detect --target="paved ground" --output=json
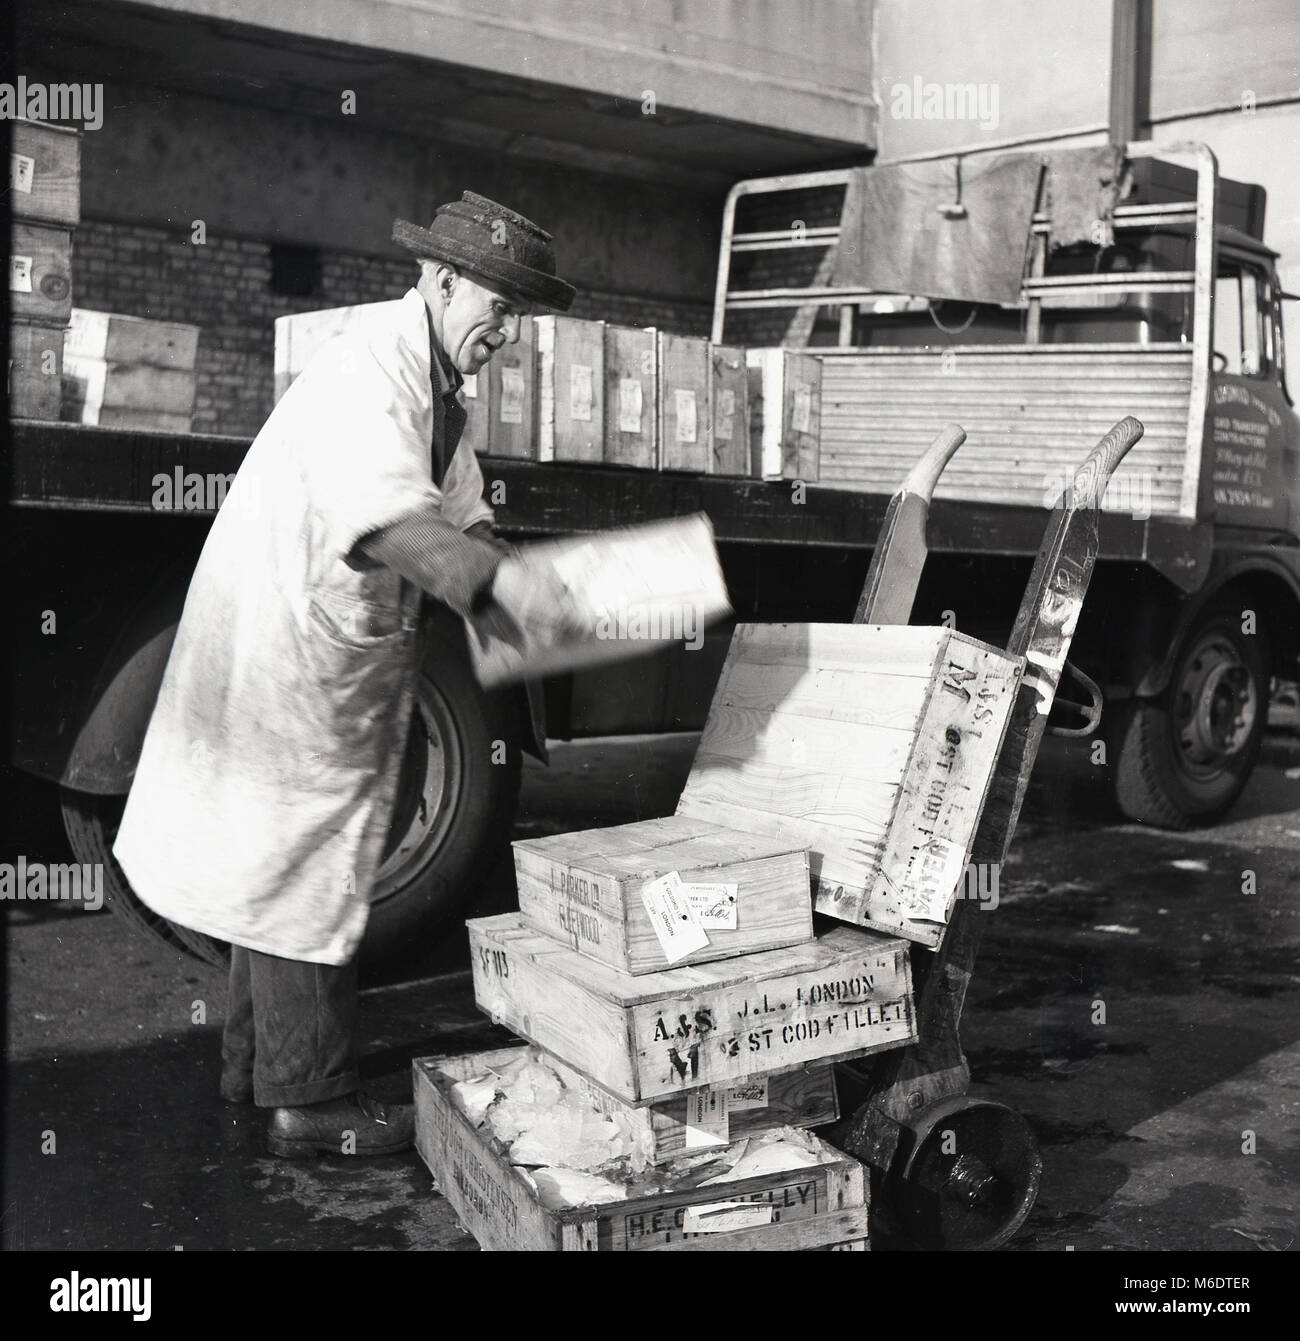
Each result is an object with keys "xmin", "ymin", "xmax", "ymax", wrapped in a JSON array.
[{"xmin": 4, "ymin": 728, "xmax": 1298, "ymax": 1253}]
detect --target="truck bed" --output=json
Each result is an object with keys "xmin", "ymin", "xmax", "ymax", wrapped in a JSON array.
[
  {"xmin": 817, "ymin": 344, "xmax": 1197, "ymax": 519},
  {"xmin": 8, "ymin": 420, "xmax": 1210, "ymax": 587}
]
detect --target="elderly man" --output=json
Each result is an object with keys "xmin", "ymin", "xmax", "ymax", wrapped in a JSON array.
[{"xmin": 114, "ymin": 193, "xmax": 576, "ymax": 1157}]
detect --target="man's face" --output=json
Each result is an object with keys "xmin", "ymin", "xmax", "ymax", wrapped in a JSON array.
[{"xmin": 440, "ymin": 269, "xmax": 532, "ymax": 375}]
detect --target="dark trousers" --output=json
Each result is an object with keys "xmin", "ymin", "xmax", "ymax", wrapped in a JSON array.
[{"xmin": 222, "ymin": 945, "xmax": 360, "ymax": 1108}]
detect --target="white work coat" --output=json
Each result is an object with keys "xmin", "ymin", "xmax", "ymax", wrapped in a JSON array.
[{"xmin": 114, "ymin": 289, "xmax": 494, "ymax": 964}]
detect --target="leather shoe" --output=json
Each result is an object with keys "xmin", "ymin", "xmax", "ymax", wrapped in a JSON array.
[{"xmin": 266, "ymin": 1092, "xmax": 415, "ymax": 1159}]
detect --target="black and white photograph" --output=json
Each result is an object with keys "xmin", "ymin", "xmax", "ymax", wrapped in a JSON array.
[{"xmin": 2, "ymin": 0, "xmax": 1297, "ymax": 1307}]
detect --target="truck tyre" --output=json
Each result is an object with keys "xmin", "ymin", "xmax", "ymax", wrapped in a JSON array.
[
  {"xmin": 60, "ymin": 614, "xmax": 522, "ymax": 970},
  {"xmin": 1112, "ymin": 597, "xmax": 1267, "ymax": 828}
]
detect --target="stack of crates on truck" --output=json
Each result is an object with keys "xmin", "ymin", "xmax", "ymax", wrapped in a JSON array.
[
  {"xmin": 8, "ymin": 120, "xmax": 79, "ymax": 421},
  {"xmin": 272, "ymin": 305, "xmax": 819, "ymax": 480}
]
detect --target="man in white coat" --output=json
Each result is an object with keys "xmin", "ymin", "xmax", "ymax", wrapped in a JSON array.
[{"xmin": 114, "ymin": 192, "xmax": 577, "ymax": 1157}]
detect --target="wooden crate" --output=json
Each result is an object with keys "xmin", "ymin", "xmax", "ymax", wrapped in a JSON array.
[
  {"xmin": 675, "ymin": 623, "xmax": 1023, "ymax": 947},
  {"xmin": 62, "ymin": 310, "xmax": 200, "ymax": 431},
  {"xmin": 541, "ymin": 1051, "xmax": 841, "ymax": 1163},
  {"xmin": 463, "ymin": 513, "xmax": 731, "ymax": 688},
  {"xmin": 273, "ymin": 301, "xmax": 374, "ymax": 402},
  {"xmin": 657, "ymin": 332, "xmax": 710, "ymax": 472},
  {"xmin": 747, "ymin": 348, "xmax": 821, "ymax": 481},
  {"xmin": 97, "ymin": 407, "xmax": 193, "ymax": 433},
  {"xmin": 414, "ymin": 1051, "xmax": 868, "ymax": 1250},
  {"xmin": 10, "ymin": 222, "xmax": 72, "ymax": 324},
  {"xmin": 468, "ymin": 913, "xmax": 915, "ymax": 1105},
  {"xmin": 486, "ymin": 315, "xmax": 537, "ymax": 459},
  {"xmin": 513, "ymin": 813, "xmax": 812, "ymax": 975},
  {"xmin": 457, "ymin": 368, "xmax": 488, "ymax": 454},
  {"xmin": 9, "ymin": 120, "xmax": 81, "ymax": 226},
  {"xmin": 535, "ymin": 315, "xmax": 604, "ymax": 463},
  {"xmin": 708, "ymin": 343, "xmax": 749, "ymax": 476},
  {"xmin": 8, "ymin": 320, "xmax": 65, "ymax": 419},
  {"xmin": 603, "ymin": 325, "xmax": 657, "ymax": 468},
  {"xmin": 65, "ymin": 308, "xmax": 199, "ymax": 369}
]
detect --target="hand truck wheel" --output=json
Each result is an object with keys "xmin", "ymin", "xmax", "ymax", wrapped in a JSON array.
[{"xmin": 881, "ymin": 1096, "xmax": 1042, "ymax": 1251}]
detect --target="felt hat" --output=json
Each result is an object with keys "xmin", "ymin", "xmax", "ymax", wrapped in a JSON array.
[{"xmin": 393, "ymin": 191, "xmax": 575, "ymax": 311}]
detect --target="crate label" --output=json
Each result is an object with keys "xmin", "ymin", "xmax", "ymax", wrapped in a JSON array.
[
  {"xmin": 674, "ymin": 388, "xmax": 697, "ymax": 443},
  {"xmin": 461, "ymin": 372, "xmax": 478, "ymax": 399},
  {"xmin": 682, "ymin": 882, "xmax": 738, "ymax": 930},
  {"xmin": 862, "ymin": 643, "xmax": 1020, "ymax": 936},
  {"xmin": 619, "ymin": 1176, "xmax": 819, "ymax": 1247},
  {"xmin": 642, "ymin": 953, "xmax": 912, "ymax": 1090},
  {"xmin": 540, "ymin": 858, "xmax": 606, "ymax": 950},
  {"xmin": 618, "ymin": 377, "xmax": 643, "ymax": 433},
  {"xmin": 449, "ymin": 1131, "xmax": 520, "ymax": 1236},
  {"xmin": 10, "ymin": 255, "xmax": 33, "ymax": 293},
  {"xmin": 684, "ymin": 1088, "xmax": 729, "ymax": 1147},
  {"xmin": 569, "ymin": 363, "xmax": 593, "ymax": 421},
  {"xmin": 499, "ymin": 367, "xmax": 525, "ymax": 423},
  {"xmin": 10, "ymin": 153, "xmax": 35, "ymax": 194},
  {"xmin": 682, "ymin": 1201, "xmax": 772, "ymax": 1233},
  {"xmin": 792, "ymin": 385, "xmax": 813, "ymax": 434},
  {"xmin": 728, "ymin": 1077, "xmax": 769, "ymax": 1110},
  {"xmin": 901, "ymin": 835, "xmax": 965, "ymax": 924},
  {"xmin": 641, "ymin": 870, "xmax": 709, "ymax": 963}
]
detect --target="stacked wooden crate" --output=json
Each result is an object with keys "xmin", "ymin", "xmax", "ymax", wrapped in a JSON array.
[
  {"xmin": 411, "ymin": 617, "xmax": 1036, "ymax": 1249},
  {"xmin": 8, "ymin": 120, "xmax": 79, "ymax": 420},
  {"xmin": 61, "ymin": 308, "xmax": 200, "ymax": 432},
  {"xmin": 273, "ymin": 304, "xmax": 821, "ymax": 479},
  {"xmin": 419, "ymin": 853, "xmax": 906, "ymax": 1250}
]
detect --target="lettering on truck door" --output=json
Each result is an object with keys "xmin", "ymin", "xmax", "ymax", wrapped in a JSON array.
[{"xmin": 1205, "ymin": 255, "xmax": 1295, "ymax": 527}]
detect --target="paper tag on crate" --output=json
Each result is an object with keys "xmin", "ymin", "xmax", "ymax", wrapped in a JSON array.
[
  {"xmin": 792, "ymin": 384, "xmax": 813, "ymax": 434},
  {"xmin": 10, "ymin": 255, "xmax": 33, "ymax": 293},
  {"xmin": 569, "ymin": 364, "xmax": 593, "ymax": 421},
  {"xmin": 728, "ymin": 1077, "xmax": 769, "ymax": 1111},
  {"xmin": 499, "ymin": 367, "xmax": 525, "ymax": 424},
  {"xmin": 674, "ymin": 388, "xmax": 697, "ymax": 443},
  {"xmin": 682, "ymin": 882, "xmax": 738, "ymax": 931},
  {"xmin": 11, "ymin": 153, "xmax": 35, "ymax": 194},
  {"xmin": 682, "ymin": 1201, "xmax": 774, "ymax": 1234},
  {"xmin": 903, "ymin": 835, "xmax": 967, "ymax": 925},
  {"xmin": 641, "ymin": 870, "xmax": 709, "ymax": 963},
  {"xmin": 618, "ymin": 378, "xmax": 642, "ymax": 433},
  {"xmin": 684, "ymin": 1088, "xmax": 729, "ymax": 1148}
]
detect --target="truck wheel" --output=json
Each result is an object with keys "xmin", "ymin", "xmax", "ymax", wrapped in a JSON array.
[
  {"xmin": 358, "ymin": 622, "xmax": 522, "ymax": 969},
  {"xmin": 59, "ymin": 789, "xmax": 199, "ymax": 954},
  {"xmin": 1112, "ymin": 599, "xmax": 1267, "ymax": 828},
  {"xmin": 60, "ymin": 615, "xmax": 522, "ymax": 969}
]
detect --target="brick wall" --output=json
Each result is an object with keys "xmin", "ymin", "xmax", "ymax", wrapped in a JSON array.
[{"xmin": 72, "ymin": 220, "xmax": 713, "ymax": 438}]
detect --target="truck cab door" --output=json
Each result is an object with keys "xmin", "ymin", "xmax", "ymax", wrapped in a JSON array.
[{"xmin": 1205, "ymin": 251, "xmax": 1298, "ymax": 530}]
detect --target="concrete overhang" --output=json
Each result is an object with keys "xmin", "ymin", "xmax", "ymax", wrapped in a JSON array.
[{"xmin": 15, "ymin": 0, "xmax": 877, "ymax": 194}]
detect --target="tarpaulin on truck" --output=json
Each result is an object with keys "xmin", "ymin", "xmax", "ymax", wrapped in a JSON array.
[{"xmin": 832, "ymin": 145, "xmax": 1126, "ymax": 304}]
